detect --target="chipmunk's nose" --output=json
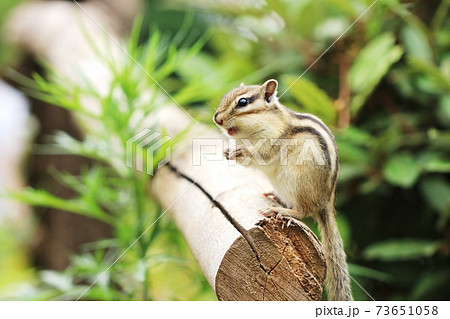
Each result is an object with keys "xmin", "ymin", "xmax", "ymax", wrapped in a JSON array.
[{"xmin": 214, "ymin": 113, "xmax": 223, "ymax": 126}]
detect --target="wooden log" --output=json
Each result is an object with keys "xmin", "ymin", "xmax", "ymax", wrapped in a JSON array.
[
  {"xmin": 151, "ymin": 116, "xmax": 327, "ymax": 300},
  {"xmin": 5, "ymin": 1, "xmax": 327, "ymax": 300},
  {"xmin": 153, "ymin": 162, "xmax": 326, "ymax": 300}
]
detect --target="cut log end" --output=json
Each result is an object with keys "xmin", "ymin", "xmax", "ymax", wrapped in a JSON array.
[{"xmin": 215, "ymin": 218, "xmax": 326, "ymax": 301}]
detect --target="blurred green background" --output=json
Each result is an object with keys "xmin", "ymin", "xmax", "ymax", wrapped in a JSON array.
[{"xmin": 0, "ymin": 0, "xmax": 449, "ymax": 300}]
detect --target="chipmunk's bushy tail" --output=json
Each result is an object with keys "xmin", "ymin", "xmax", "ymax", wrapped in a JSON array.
[{"xmin": 317, "ymin": 206, "xmax": 353, "ymax": 301}]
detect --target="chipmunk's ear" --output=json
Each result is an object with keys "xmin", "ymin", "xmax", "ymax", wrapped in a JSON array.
[
  {"xmin": 261, "ymin": 79, "xmax": 278, "ymax": 103},
  {"xmin": 240, "ymin": 82, "xmax": 245, "ymax": 88}
]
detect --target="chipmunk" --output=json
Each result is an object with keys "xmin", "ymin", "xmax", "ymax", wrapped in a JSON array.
[{"xmin": 213, "ymin": 79, "xmax": 352, "ymax": 301}]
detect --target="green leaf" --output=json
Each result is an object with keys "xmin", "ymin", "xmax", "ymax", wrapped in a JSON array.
[
  {"xmin": 349, "ymin": 32, "xmax": 403, "ymax": 114},
  {"xmin": 420, "ymin": 176, "xmax": 450, "ymax": 217},
  {"xmin": 383, "ymin": 152, "xmax": 420, "ymax": 188},
  {"xmin": 423, "ymin": 159, "xmax": 450, "ymax": 173},
  {"xmin": 401, "ymin": 24, "xmax": 433, "ymax": 62},
  {"xmin": 437, "ymin": 95, "xmax": 450, "ymax": 128},
  {"xmin": 411, "ymin": 270, "xmax": 450, "ymax": 300},
  {"xmin": 7, "ymin": 188, "xmax": 115, "ymax": 225},
  {"xmin": 338, "ymin": 163, "xmax": 367, "ymax": 182},
  {"xmin": 408, "ymin": 57, "xmax": 450, "ymax": 92},
  {"xmin": 418, "ymin": 151, "xmax": 450, "ymax": 173},
  {"xmin": 349, "ymin": 32, "xmax": 403, "ymax": 93},
  {"xmin": 348, "ymin": 263, "xmax": 392, "ymax": 282},
  {"xmin": 363, "ymin": 239, "xmax": 442, "ymax": 261},
  {"xmin": 336, "ymin": 126, "xmax": 373, "ymax": 146},
  {"xmin": 427, "ymin": 128, "xmax": 450, "ymax": 148},
  {"xmin": 282, "ymin": 75, "xmax": 337, "ymax": 125},
  {"xmin": 336, "ymin": 140, "xmax": 369, "ymax": 163},
  {"xmin": 127, "ymin": 15, "xmax": 144, "ymax": 55}
]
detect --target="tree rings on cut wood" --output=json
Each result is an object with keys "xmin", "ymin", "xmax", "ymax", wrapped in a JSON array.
[{"xmin": 215, "ymin": 218, "xmax": 326, "ymax": 301}]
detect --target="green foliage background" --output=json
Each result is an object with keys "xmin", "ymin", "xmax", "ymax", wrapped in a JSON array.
[{"xmin": 1, "ymin": 0, "xmax": 449, "ymax": 300}]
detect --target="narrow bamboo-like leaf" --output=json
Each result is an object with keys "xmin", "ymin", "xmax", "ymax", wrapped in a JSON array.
[{"xmin": 7, "ymin": 188, "xmax": 115, "ymax": 224}]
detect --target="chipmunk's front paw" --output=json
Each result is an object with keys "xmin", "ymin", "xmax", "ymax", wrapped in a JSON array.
[{"xmin": 224, "ymin": 146, "xmax": 243, "ymax": 160}]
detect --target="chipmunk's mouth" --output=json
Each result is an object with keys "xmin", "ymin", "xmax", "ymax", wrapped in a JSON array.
[{"xmin": 227, "ymin": 126, "xmax": 238, "ymax": 136}]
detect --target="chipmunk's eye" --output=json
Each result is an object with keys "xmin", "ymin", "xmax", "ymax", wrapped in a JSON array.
[{"xmin": 237, "ymin": 98, "xmax": 248, "ymax": 108}]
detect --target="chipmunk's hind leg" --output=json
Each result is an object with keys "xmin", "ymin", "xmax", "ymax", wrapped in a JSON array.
[
  {"xmin": 259, "ymin": 206, "xmax": 305, "ymax": 228},
  {"xmin": 263, "ymin": 192, "xmax": 290, "ymax": 208}
]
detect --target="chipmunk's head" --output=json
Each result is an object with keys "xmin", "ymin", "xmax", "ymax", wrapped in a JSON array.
[{"xmin": 214, "ymin": 79, "xmax": 279, "ymax": 138}]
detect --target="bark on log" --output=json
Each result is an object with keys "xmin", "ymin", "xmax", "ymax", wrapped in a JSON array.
[{"xmin": 5, "ymin": 0, "xmax": 327, "ymax": 300}]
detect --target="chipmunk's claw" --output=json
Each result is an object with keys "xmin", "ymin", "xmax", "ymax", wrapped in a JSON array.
[
  {"xmin": 258, "ymin": 206, "xmax": 278, "ymax": 218},
  {"xmin": 259, "ymin": 206, "xmax": 301, "ymax": 228}
]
